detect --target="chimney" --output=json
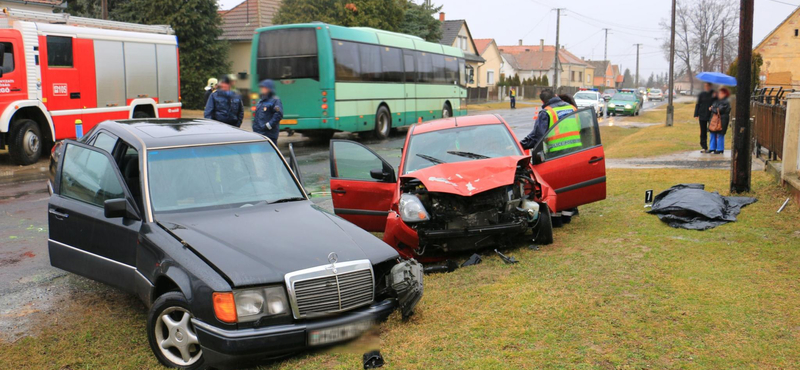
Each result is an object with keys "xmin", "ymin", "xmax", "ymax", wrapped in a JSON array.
[
  {"xmin": 519, "ymin": 39, "xmax": 523, "ymax": 46},
  {"xmin": 439, "ymin": 12, "xmax": 445, "ymax": 22}
]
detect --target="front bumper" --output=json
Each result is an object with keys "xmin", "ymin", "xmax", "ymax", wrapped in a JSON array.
[
  {"xmin": 192, "ymin": 298, "xmax": 397, "ymax": 369},
  {"xmin": 418, "ymin": 221, "xmax": 528, "ymax": 241}
]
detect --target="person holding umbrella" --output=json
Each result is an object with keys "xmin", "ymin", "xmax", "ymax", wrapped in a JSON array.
[
  {"xmin": 708, "ymin": 87, "xmax": 731, "ymax": 154},
  {"xmin": 694, "ymin": 72, "xmax": 737, "ymax": 154},
  {"xmin": 694, "ymin": 83, "xmax": 716, "ymax": 153}
]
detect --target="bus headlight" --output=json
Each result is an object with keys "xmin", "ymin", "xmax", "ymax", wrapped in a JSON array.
[{"xmin": 399, "ymin": 194, "xmax": 429, "ymax": 223}]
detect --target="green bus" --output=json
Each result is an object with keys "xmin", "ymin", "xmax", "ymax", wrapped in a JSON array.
[{"xmin": 250, "ymin": 23, "xmax": 470, "ymax": 140}]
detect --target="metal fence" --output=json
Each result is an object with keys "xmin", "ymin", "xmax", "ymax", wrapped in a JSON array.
[{"xmin": 751, "ymin": 87, "xmax": 791, "ymax": 160}]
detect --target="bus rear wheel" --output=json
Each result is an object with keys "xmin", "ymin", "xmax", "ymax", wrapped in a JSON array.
[
  {"xmin": 442, "ymin": 103, "xmax": 453, "ymax": 118},
  {"xmin": 373, "ymin": 106, "xmax": 391, "ymax": 140}
]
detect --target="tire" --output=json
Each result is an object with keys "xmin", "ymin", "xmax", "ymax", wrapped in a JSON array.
[
  {"xmin": 372, "ymin": 106, "xmax": 391, "ymax": 140},
  {"xmin": 133, "ymin": 110, "xmax": 152, "ymax": 119},
  {"xmin": 442, "ymin": 102, "xmax": 453, "ymax": 118},
  {"xmin": 8, "ymin": 119, "xmax": 43, "ymax": 165},
  {"xmin": 535, "ymin": 203, "xmax": 554, "ymax": 245},
  {"xmin": 147, "ymin": 292, "xmax": 205, "ymax": 370}
]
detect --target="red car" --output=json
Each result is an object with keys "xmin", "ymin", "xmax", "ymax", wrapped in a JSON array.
[{"xmin": 328, "ymin": 110, "xmax": 606, "ymax": 261}]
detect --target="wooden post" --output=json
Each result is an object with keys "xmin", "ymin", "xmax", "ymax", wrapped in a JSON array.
[{"xmin": 731, "ymin": 0, "xmax": 754, "ymax": 193}]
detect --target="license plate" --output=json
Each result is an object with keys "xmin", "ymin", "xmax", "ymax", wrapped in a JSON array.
[
  {"xmin": 308, "ymin": 319, "xmax": 374, "ymax": 346},
  {"xmin": 615, "ymin": 107, "xmax": 625, "ymax": 111},
  {"xmin": 280, "ymin": 119, "xmax": 298, "ymax": 125}
]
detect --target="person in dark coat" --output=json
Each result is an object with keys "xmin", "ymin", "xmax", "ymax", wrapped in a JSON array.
[
  {"xmin": 694, "ymin": 83, "xmax": 717, "ymax": 153},
  {"xmin": 204, "ymin": 75, "xmax": 244, "ymax": 127},
  {"xmin": 252, "ymin": 79, "xmax": 283, "ymax": 143},
  {"xmin": 708, "ymin": 87, "xmax": 731, "ymax": 154},
  {"xmin": 520, "ymin": 89, "xmax": 574, "ymax": 150}
]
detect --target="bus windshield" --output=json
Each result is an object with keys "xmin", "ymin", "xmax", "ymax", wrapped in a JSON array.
[{"xmin": 256, "ymin": 28, "xmax": 319, "ymax": 80}]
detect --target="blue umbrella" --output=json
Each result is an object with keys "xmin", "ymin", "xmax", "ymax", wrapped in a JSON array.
[{"xmin": 695, "ymin": 72, "xmax": 737, "ymax": 86}]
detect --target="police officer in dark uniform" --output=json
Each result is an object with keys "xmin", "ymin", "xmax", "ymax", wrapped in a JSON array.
[
  {"xmin": 252, "ymin": 79, "xmax": 283, "ymax": 143},
  {"xmin": 204, "ymin": 75, "xmax": 244, "ymax": 127}
]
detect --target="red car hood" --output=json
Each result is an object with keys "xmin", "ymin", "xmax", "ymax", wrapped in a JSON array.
[{"xmin": 400, "ymin": 155, "xmax": 531, "ymax": 197}]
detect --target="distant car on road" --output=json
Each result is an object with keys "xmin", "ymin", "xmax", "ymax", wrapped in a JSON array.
[
  {"xmin": 602, "ymin": 89, "xmax": 617, "ymax": 101},
  {"xmin": 325, "ymin": 113, "xmax": 607, "ymax": 262},
  {"xmin": 648, "ymin": 88, "xmax": 664, "ymax": 101},
  {"xmin": 573, "ymin": 91, "xmax": 605, "ymax": 117},
  {"xmin": 47, "ymin": 118, "xmax": 422, "ymax": 369},
  {"xmin": 607, "ymin": 92, "xmax": 642, "ymax": 116}
]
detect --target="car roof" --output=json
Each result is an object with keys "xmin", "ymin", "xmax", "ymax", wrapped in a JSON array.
[
  {"xmin": 410, "ymin": 114, "xmax": 505, "ymax": 135},
  {"xmin": 94, "ymin": 119, "xmax": 265, "ymax": 149}
]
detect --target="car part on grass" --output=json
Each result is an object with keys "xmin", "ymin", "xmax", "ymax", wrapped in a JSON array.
[
  {"xmin": 423, "ymin": 260, "xmax": 459, "ymax": 274},
  {"xmin": 494, "ymin": 249, "xmax": 518, "ymax": 264},
  {"xmin": 461, "ymin": 253, "xmax": 482, "ymax": 267},
  {"xmin": 363, "ymin": 350, "xmax": 385, "ymax": 369},
  {"xmin": 647, "ymin": 184, "xmax": 757, "ymax": 230},
  {"xmin": 777, "ymin": 198, "xmax": 790, "ymax": 213},
  {"xmin": 388, "ymin": 259, "xmax": 423, "ymax": 319}
]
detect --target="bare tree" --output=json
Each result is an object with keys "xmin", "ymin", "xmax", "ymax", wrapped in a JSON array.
[{"xmin": 660, "ymin": 0, "xmax": 739, "ymax": 93}]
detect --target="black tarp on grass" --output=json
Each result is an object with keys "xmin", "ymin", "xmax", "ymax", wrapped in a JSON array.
[{"xmin": 647, "ymin": 184, "xmax": 757, "ymax": 230}]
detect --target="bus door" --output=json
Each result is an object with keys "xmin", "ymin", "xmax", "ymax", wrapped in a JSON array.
[
  {"xmin": 0, "ymin": 31, "xmax": 27, "ymax": 105},
  {"xmin": 403, "ymin": 50, "xmax": 416, "ymax": 125}
]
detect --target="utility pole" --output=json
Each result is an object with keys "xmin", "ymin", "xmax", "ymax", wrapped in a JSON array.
[
  {"xmin": 731, "ymin": 0, "xmax": 754, "ymax": 193},
  {"xmin": 603, "ymin": 28, "xmax": 610, "ymax": 88},
  {"xmin": 720, "ymin": 20, "xmax": 725, "ymax": 72},
  {"xmin": 553, "ymin": 8, "xmax": 564, "ymax": 90},
  {"xmin": 666, "ymin": 0, "xmax": 677, "ymax": 127},
  {"xmin": 634, "ymin": 43, "xmax": 643, "ymax": 87},
  {"xmin": 101, "ymin": 0, "xmax": 108, "ymax": 20}
]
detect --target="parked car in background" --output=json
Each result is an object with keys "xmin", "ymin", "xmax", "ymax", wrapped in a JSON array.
[
  {"xmin": 607, "ymin": 92, "xmax": 642, "ymax": 116},
  {"xmin": 47, "ymin": 119, "xmax": 422, "ymax": 370},
  {"xmin": 573, "ymin": 91, "xmax": 605, "ymax": 117},
  {"xmin": 326, "ymin": 113, "xmax": 607, "ymax": 262},
  {"xmin": 648, "ymin": 88, "xmax": 664, "ymax": 101},
  {"xmin": 602, "ymin": 89, "xmax": 617, "ymax": 101},
  {"xmin": 0, "ymin": 9, "xmax": 181, "ymax": 165}
]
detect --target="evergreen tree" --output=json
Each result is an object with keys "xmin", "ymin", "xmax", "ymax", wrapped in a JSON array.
[
  {"xmin": 540, "ymin": 74, "xmax": 549, "ymax": 86},
  {"xmin": 727, "ymin": 53, "xmax": 763, "ymax": 94},
  {"xmin": 622, "ymin": 68, "xmax": 633, "ymax": 88},
  {"xmin": 399, "ymin": 0, "xmax": 442, "ymax": 42},
  {"xmin": 646, "ymin": 73, "xmax": 656, "ymax": 88},
  {"xmin": 275, "ymin": 0, "xmax": 405, "ymax": 32}
]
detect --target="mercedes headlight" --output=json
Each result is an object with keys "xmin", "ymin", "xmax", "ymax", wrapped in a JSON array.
[
  {"xmin": 625, "ymin": 104, "xmax": 632, "ymax": 109},
  {"xmin": 234, "ymin": 286, "xmax": 289, "ymax": 322},
  {"xmin": 399, "ymin": 193, "xmax": 430, "ymax": 223}
]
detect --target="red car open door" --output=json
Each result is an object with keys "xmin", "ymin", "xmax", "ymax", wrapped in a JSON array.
[
  {"xmin": 329, "ymin": 140, "xmax": 396, "ymax": 232},
  {"xmin": 532, "ymin": 108, "xmax": 607, "ymax": 211}
]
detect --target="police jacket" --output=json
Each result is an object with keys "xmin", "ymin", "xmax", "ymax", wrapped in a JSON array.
[
  {"xmin": 520, "ymin": 97, "xmax": 572, "ymax": 150},
  {"xmin": 204, "ymin": 90, "xmax": 244, "ymax": 127},
  {"xmin": 253, "ymin": 94, "xmax": 283, "ymax": 142}
]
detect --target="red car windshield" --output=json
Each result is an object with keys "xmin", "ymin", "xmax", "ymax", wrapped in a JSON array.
[{"xmin": 403, "ymin": 124, "xmax": 522, "ymax": 175}]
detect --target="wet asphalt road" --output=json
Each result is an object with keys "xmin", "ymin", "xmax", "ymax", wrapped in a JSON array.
[{"xmin": 0, "ymin": 97, "xmax": 670, "ymax": 341}]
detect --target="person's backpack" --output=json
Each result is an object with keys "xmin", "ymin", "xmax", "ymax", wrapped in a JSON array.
[{"xmin": 709, "ymin": 111, "xmax": 722, "ymax": 132}]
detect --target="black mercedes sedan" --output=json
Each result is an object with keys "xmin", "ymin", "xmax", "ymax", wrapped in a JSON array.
[{"xmin": 46, "ymin": 119, "xmax": 423, "ymax": 369}]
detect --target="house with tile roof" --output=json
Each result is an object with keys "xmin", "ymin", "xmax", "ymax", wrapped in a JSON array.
[
  {"xmin": 586, "ymin": 60, "xmax": 622, "ymax": 89},
  {"xmin": 219, "ymin": 0, "xmax": 281, "ymax": 104},
  {"xmin": 0, "ymin": 0, "xmax": 65, "ymax": 11},
  {"xmin": 437, "ymin": 13, "xmax": 485, "ymax": 87},
  {"xmin": 473, "ymin": 38, "xmax": 502, "ymax": 87},
  {"xmin": 498, "ymin": 40, "xmax": 594, "ymax": 88},
  {"xmin": 755, "ymin": 6, "xmax": 800, "ymax": 89}
]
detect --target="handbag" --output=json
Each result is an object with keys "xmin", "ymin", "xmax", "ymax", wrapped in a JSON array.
[{"xmin": 709, "ymin": 112, "xmax": 722, "ymax": 132}]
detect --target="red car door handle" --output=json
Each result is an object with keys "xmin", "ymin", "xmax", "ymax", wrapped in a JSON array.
[
  {"xmin": 589, "ymin": 156, "xmax": 604, "ymax": 164},
  {"xmin": 331, "ymin": 189, "xmax": 346, "ymax": 194}
]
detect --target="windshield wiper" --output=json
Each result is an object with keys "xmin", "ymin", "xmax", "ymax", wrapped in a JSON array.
[
  {"xmin": 416, "ymin": 154, "xmax": 446, "ymax": 165},
  {"xmin": 269, "ymin": 197, "xmax": 306, "ymax": 204},
  {"xmin": 447, "ymin": 151, "xmax": 490, "ymax": 160}
]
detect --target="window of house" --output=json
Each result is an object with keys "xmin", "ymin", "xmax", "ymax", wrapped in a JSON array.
[
  {"xmin": 1, "ymin": 42, "xmax": 14, "ymax": 74},
  {"xmin": 571, "ymin": 71, "xmax": 576, "ymax": 82},
  {"xmin": 795, "ymin": 29, "xmax": 798, "ymax": 37},
  {"xmin": 46, "ymin": 36, "xmax": 73, "ymax": 68},
  {"xmin": 487, "ymin": 70, "xmax": 495, "ymax": 85},
  {"xmin": 579, "ymin": 71, "xmax": 583, "ymax": 82}
]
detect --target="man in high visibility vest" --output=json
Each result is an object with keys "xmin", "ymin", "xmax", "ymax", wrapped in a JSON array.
[
  {"xmin": 520, "ymin": 89, "xmax": 576, "ymax": 150},
  {"xmin": 510, "ymin": 88, "xmax": 517, "ymax": 109}
]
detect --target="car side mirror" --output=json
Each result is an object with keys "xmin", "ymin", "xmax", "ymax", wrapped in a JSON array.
[
  {"xmin": 104, "ymin": 198, "xmax": 140, "ymax": 220},
  {"xmin": 370, "ymin": 168, "xmax": 394, "ymax": 182},
  {"xmin": 532, "ymin": 150, "xmax": 546, "ymax": 165}
]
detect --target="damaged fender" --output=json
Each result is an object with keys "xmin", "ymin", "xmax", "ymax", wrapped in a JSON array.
[{"xmin": 387, "ymin": 259, "xmax": 423, "ymax": 319}]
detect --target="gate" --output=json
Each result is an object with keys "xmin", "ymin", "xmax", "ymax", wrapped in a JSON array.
[{"xmin": 752, "ymin": 88, "xmax": 790, "ymax": 160}]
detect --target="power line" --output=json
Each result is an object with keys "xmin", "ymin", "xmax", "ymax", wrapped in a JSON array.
[
  {"xmin": 764, "ymin": 0, "xmax": 799, "ymax": 6},
  {"xmin": 520, "ymin": 11, "xmax": 552, "ymax": 40}
]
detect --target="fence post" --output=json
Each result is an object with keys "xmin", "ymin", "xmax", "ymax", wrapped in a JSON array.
[{"xmin": 782, "ymin": 92, "xmax": 800, "ymax": 180}]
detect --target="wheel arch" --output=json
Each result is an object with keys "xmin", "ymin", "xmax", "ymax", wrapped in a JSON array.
[
  {"xmin": 1, "ymin": 102, "xmax": 55, "ymax": 144},
  {"xmin": 129, "ymin": 98, "xmax": 159, "ymax": 119}
]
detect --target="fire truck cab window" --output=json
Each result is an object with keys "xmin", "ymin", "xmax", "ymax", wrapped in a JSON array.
[
  {"xmin": 46, "ymin": 36, "xmax": 73, "ymax": 68},
  {"xmin": 1, "ymin": 42, "xmax": 14, "ymax": 73}
]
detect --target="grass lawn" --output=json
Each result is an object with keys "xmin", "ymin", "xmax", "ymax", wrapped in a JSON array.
[
  {"xmin": 601, "ymin": 102, "xmax": 733, "ymax": 159},
  {"xmin": 2, "ymin": 169, "xmax": 798, "ymax": 369}
]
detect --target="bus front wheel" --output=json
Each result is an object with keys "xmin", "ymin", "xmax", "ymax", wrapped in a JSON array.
[{"xmin": 372, "ymin": 106, "xmax": 391, "ymax": 140}]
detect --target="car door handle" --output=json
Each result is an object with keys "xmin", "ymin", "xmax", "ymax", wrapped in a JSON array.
[
  {"xmin": 589, "ymin": 156, "xmax": 604, "ymax": 164},
  {"xmin": 49, "ymin": 209, "xmax": 69, "ymax": 220},
  {"xmin": 331, "ymin": 189, "xmax": 346, "ymax": 194}
]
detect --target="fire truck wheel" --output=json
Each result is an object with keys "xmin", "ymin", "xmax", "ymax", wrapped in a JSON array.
[
  {"xmin": 133, "ymin": 111, "xmax": 152, "ymax": 119},
  {"xmin": 8, "ymin": 119, "xmax": 42, "ymax": 165}
]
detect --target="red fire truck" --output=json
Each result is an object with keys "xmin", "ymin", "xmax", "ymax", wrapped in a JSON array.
[{"xmin": 0, "ymin": 8, "xmax": 181, "ymax": 165}]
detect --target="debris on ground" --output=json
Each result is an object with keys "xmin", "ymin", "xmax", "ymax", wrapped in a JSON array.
[
  {"xmin": 460, "ymin": 254, "xmax": 482, "ymax": 267},
  {"xmin": 647, "ymin": 184, "xmax": 757, "ymax": 230},
  {"xmin": 423, "ymin": 260, "xmax": 459, "ymax": 274},
  {"xmin": 363, "ymin": 350, "xmax": 385, "ymax": 369},
  {"xmin": 778, "ymin": 198, "xmax": 790, "ymax": 213},
  {"xmin": 494, "ymin": 249, "xmax": 518, "ymax": 264}
]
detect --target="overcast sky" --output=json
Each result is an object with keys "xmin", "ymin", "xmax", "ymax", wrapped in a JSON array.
[{"xmin": 219, "ymin": 0, "xmax": 794, "ymax": 77}]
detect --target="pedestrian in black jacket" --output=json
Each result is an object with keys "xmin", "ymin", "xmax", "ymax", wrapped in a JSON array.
[
  {"xmin": 694, "ymin": 83, "xmax": 717, "ymax": 153},
  {"xmin": 708, "ymin": 87, "xmax": 731, "ymax": 154}
]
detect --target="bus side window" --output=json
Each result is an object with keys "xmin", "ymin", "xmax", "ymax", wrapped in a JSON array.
[
  {"xmin": 358, "ymin": 44, "xmax": 382, "ymax": 82},
  {"xmin": 431, "ymin": 54, "xmax": 446, "ymax": 84},
  {"xmin": 403, "ymin": 52, "xmax": 416, "ymax": 83},
  {"xmin": 333, "ymin": 41, "xmax": 361, "ymax": 81},
  {"xmin": 380, "ymin": 47, "xmax": 403, "ymax": 83},
  {"xmin": 415, "ymin": 51, "xmax": 433, "ymax": 83}
]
